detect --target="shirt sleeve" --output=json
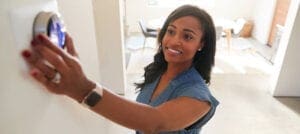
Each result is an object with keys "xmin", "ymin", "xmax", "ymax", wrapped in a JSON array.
[{"xmin": 174, "ymin": 82, "xmax": 219, "ymax": 129}]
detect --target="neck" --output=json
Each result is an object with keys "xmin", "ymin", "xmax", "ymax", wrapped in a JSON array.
[{"xmin": 164, "ymin": 61, "xmax": 193, "ymax": 80}]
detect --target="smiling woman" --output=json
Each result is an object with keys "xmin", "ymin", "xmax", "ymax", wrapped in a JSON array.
[
  {"xmin": 136, "ymin": 5, "xmax": 219, "ymax": 133},
  {"xmin": 22, "ymin": 4, "xmax": 218, "ymax": 134}
]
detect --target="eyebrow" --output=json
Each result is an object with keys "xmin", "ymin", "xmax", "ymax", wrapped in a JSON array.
[{"xmin": 168, "ymin": 24, "xmax": 199, "ymax": 35}]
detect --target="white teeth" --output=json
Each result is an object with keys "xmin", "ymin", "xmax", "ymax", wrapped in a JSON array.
[{"xmin": 167, "ymin": 47, "xmax": 182, "ymax": 54}]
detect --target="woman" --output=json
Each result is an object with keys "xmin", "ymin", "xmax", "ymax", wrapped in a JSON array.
[{"xmin": 22, "ymin": 5, "xmax": 219, "ymax": 134}]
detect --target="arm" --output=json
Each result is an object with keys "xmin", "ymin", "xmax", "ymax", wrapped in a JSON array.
[
  {"xmin": 91, "ymin": 89, "xmax": 210, "ymax": 133},
  {"xmin": 22, "ymin": 34, "xmax": 211, "ymax": 133}
]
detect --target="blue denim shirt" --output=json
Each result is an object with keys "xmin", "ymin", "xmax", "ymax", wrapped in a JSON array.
[{"xmin": 136, "ymin": 67, "xmax": 219, "ymax": 134}]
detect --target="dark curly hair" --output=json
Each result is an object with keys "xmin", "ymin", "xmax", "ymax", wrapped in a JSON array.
[{"xmin": 135, "ymin": 5, "xmax": 216, "ymax": 89}]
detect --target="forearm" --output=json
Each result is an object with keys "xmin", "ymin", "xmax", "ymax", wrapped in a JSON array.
[
  {"xmin": 87, "ymin": 88, "xmax": 165, "ymax": 133},
  {"xmin": 67, "ymin": 81, "xmax": 207, "ymax": 133}
]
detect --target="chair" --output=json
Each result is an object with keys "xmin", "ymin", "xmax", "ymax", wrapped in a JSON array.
[
  {"xmin": 232, "ymin": 18, "xmax": 248, "ymax": 37},
  {"xmin": 220, "ymin": 18, "xmax": 248, "ymax": 52},
  {"xmin": 138, "ymin": 19, "xmax": 158, "ymax": 49}
]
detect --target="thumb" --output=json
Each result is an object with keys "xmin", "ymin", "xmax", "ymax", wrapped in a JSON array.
[{"xmin": 65, "ymin": 33, "xmax": 79, "ymax": 57}]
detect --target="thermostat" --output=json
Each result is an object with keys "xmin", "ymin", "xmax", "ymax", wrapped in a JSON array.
[{"xmin": 33, "ymin": 11, "xmax": 66, "ymax": 48}]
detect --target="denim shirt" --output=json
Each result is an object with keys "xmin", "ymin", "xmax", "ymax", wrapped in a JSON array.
[{"xmin": 136, "ymin": 67, "xmax": 219, "ymax": 134}]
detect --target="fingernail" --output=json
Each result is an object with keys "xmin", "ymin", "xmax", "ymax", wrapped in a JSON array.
[
  {"xmin": 38, "ymin": 34, "xmax": 44, "ymax": 41},
  {"xmin": 30, "ymin": 69, "xmax": 38, "ymax": 77},
  {"xmin": 31, "ymin": 40, "xmax": 37, "ymax": 47},
  {"xmin": 21, "ymin": 50, "xmax": 31, "ymax": 58}
]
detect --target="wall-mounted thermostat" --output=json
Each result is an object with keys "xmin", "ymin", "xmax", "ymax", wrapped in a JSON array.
[{"xmin": 33, "ymin": 11, "xmax": 66, "ymax": 48}]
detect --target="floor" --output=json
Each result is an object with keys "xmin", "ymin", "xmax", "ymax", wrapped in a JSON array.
[{"xmin": 120, "ymin": 34, "xmax": 300, "ymax": 134}]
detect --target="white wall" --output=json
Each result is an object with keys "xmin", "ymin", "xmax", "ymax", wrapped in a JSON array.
[
  {"xmin": 209, "ymin": 0, "xmax": 256, "ymax": 19},
  {"xmin": 57, "ymin": 0, "xmax": 101, "ymax": 85},
  {"xmin": 93, "ymin": 0, "xmax": 127, "ymax": 94},
  {"xmin": 271, "ymin": 0, "xmax": 300, "ymax": 96},
  {"xmin": 0, "ymin": 0, "xmax": 109, "ymax": 133},
  {"xmin": 125, "ymin": 0, "xmax": 257, "ymax": 33},
  {"xmin": 252, "ymin": 0, "xmax": 277, "ymax": 44},
  {"xmin": 125, "ymin": 0, "xmax": 172, "ymax": 33}
]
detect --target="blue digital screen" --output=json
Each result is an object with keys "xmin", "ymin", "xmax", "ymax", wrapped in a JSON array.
[{"xmin": 48, "ymin": 16, "xmax": 65, "ymax": 48}]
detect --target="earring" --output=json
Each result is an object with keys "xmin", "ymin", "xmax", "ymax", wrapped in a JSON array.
[{"xmin": 198, "ymin": 48, "xmax": 202, "ymax": 51}]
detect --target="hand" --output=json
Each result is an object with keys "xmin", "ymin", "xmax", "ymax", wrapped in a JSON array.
[{"xmin": 21, "ymin": 33, "xmax": 96, "ymax": 102}]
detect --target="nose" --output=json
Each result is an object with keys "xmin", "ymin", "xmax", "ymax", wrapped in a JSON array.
[{"xmin": 169, "ymin": 34, "xmax": 182, "ymax": 46}]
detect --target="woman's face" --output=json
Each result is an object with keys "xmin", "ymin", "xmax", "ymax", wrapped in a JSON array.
[{"xmin": 162, "ymin": 16, "xmax": 203, "ymax": 65}]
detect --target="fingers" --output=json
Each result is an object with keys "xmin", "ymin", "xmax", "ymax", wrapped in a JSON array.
[
  {"xmin": 65, "ymin": 33, "xmax": 78, "ymax": 57},
  {"xmin": 32, "ymin": 43, "xmax": 68, "ymax": 73},
  {"xmin": 22, "ymin": 50, "xmax": 57, "ymax": 80},
  {"xmin": 23, "ymin": 52, "xmax": 62, "ymax": 94},
  {"xmin": 33, "ymin": 34, "xmax": 73, "ymax": 63},
  {"xmin": 30, "ymin": 68, "xmax": 58, "ymax": 93},
  {"xmin": 31, "ymin": 34, "xmax": 72, "ymax": 72},
  {"xmin": 32, "ymin": 34, "xmax": 80, "ymax": 68},
  {"xmin": 36, "ymin": 60, "xmax": 57, "ymax": 80}
]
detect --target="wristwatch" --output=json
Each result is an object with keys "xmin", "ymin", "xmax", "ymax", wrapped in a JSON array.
[{"xmin": 81, "ymin": 84, "xmax": 103, "ymax": 108}]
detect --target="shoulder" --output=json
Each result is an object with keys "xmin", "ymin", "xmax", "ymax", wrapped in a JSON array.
[
  {"xmin": 171, "ymin": 67, "xmax": 219, "ymax": 109},
  {"xmin": 171, "ymin": 67, "xmax": 220, "ymax": 129}
]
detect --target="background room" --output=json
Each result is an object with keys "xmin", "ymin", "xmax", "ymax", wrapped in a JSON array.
[{"xmin": 123, "ymin": 0, "xmax": 300, "ymax": 133}]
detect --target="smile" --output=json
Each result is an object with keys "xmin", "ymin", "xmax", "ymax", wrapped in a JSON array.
[{"xmin": 165, "ymin": 47, "xmax": 183, "ymax": 54}]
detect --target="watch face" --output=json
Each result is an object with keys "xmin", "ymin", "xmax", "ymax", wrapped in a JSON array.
[
  {"xmin": 48, "ymin": 14, "xmax": 66, "ymax": 49},
  {"xmin": 85, "ymin": 91, "xmax": 102, "ymax": 107}
]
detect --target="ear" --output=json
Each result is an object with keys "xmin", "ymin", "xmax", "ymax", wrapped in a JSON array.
[{"xmin": 198, "ymin": 42, "xmax": 204, "ymax": 51}]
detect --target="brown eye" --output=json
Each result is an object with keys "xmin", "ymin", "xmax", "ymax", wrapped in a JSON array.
[
  {"xmin": 183, "ymin": 33, "xmax": 193, "ymax": 41},
  {"xmin": 166, "ymin": 29, "xmax": 175, "ymax": 35}
]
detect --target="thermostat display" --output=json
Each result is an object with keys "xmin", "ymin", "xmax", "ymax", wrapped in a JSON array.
[{"xmin": 33, "ymin": 11, "xmax": 66, "ymax": 48}]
